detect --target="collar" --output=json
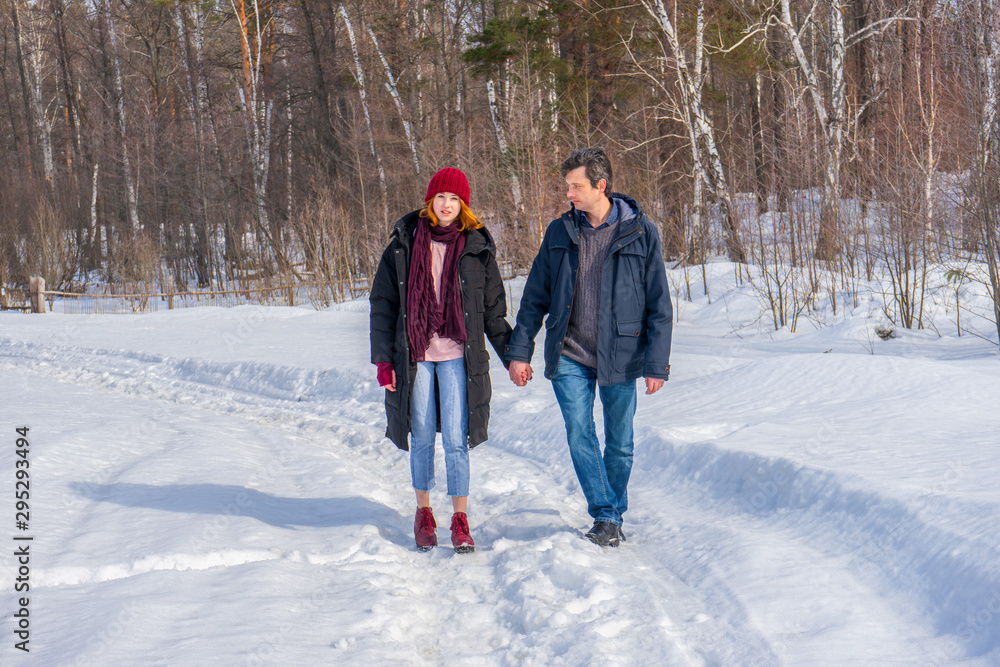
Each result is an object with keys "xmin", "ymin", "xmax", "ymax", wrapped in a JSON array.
[{"xmin": 579, "ymin": 197, "xmax": 619, "ymax": 230}]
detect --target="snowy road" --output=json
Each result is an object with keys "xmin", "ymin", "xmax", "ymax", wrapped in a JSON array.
[{"xmin": 2, "ymin": 268, "xmax": 999, "ymax": 665}]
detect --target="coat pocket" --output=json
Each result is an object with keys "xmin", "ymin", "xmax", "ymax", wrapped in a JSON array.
[{"xmin": 614, "ymin": 319, "xmax": 644, "ymax": 373}]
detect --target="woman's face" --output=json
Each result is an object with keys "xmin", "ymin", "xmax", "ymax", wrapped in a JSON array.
[{"xmin": 432, "ymin": 192, "xmax": 462, "ymax": 226}]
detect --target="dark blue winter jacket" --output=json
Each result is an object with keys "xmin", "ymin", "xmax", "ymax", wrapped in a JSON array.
[{"xmin": 505, "ymin": 194, "xmax": 673, "ymax": 385}]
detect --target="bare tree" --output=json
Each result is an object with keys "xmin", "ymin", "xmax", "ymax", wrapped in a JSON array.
[
  {"xmin": 973, "ymin": 0, "xmax": 1000, "ymax": 342},
  {"xmin": 173, "ymin": 1, "xmax": 215, "ymax": 286},
  {"xmin": 367, "ymin": 25, "xmax": 420, "ymax": 176},
  {"xmin": 9, "ymin": 0, "xmax": 38, "ymax": 176},
  {"xmin": 99, "ymin": 0, "xmax": 138, "ymax": 233},
  {"xmin": 776, "ymin": 0, "xmax": 910, "ymax": 259},
  {"xmin": 232, "ymin": 0, "xmax": 280, "ymax": 272},
  {"xmin": 641, "ymin": 0, "xmax": 747, "ymax": 263},
  {"xmin": 340, "ymin": 3, "xmax": 388, "ymax": 225}
]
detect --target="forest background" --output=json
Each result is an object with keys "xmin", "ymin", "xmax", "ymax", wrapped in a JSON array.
[{"xmin": 2, "ymin": 0, "xmax": 999, "ymax": 340}]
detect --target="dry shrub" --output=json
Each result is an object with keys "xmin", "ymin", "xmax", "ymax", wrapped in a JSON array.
[
  {"xmin": 107, "ymin": 234, "xmax": 160, "ymax": 304},
  {"xmin": 290, "ymin": 187, "xmax": 379, "ymax": 308},
  {"xmin": 25, "ymin": 198, "xmax": 78, "ymax": 292}
]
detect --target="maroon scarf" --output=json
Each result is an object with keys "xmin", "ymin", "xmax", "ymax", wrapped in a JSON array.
[{"xmin": 407, "ymin": 218, "xmax": 467, "ymax": 361}]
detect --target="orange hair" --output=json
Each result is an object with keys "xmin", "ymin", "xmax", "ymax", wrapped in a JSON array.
[{"xmin": 420, "ymin": 199, "xmax": 484, "ymax": 232}]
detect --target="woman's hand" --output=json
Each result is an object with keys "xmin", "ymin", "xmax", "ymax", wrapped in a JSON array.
[
  {"xmin": 377, "ymin": 362, "xmax": 397, "ymax": 392},
  {"xmin": 508, "ymin": 360, "xmax": 532, "ymax": 386}
]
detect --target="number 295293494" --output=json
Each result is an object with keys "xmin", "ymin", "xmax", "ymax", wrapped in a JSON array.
[{"xmin": 15, "ymin": 427, "xmax": 30, "ymax": 532}]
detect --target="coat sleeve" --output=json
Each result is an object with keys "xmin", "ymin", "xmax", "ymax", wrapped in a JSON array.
[
  {"xmin": 370, "ymin": 241, "xmax": 400, "ymax": 366},
  {"xmin": 504, "ymin": 225, "xmax": 555, "ymax": 364},
  {"xmin": 483, "ymin": 253, "xmax": 513, "ymax": 368},
  {"xmin": 641, "ymin": 223, "xmax": 673, "ymax": 380}
]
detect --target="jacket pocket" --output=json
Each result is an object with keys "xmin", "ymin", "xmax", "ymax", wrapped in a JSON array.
[
  {"xmin": 614, "ymin": 319, "xmax": 644, "ymax": 372},
  {"xmin": 617, "ymin": 319, "xmax": 642, "ymax": 337}
]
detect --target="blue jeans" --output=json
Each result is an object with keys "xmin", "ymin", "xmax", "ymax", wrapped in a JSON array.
[
  {"xmin": 410, "ymin": 358, "xmax": 470, "ymax": 497},
  {"xmin": 551, "ymin": 356, "xmax": 636, "ymax": 525}
]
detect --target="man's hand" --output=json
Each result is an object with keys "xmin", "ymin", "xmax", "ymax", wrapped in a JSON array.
[
  {"xmin": 386, "ymin": 370, "xmax": 397, "ymax": 392},
  {"xmin": 509, "ymin": 360, "xmax": 533, "ymax": 387},
  {"xmin": 644, "ymin": 377, "xmax": 664, "ymax": 395}
]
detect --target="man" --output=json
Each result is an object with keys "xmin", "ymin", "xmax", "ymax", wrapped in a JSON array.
[{"xmin": 505, "ymin": 148, "xmax": 673, "ymax": 547}]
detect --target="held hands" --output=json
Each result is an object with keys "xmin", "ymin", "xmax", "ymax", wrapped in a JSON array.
[
  {"xmin": 508, "ymin": 360, "xmax": 533, "ymax": 387},
  {"xmin": 507, "ymin": 360, "xmax": 660, "ymax": 393}
]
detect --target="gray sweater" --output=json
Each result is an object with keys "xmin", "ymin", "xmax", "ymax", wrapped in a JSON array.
[{"xmin": 563, "ymin": 210, "xmax": 620, "ymax": 369}]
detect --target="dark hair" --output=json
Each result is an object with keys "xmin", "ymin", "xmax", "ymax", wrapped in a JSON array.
[{"xmin": 560, "ymin": 147, "xmax": 613, "ymax": 194}]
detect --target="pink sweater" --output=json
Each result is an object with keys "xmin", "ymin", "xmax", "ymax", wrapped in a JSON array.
[{"xmin": 423, "ymin": 240, "xmax": 464, "ymax": 361}]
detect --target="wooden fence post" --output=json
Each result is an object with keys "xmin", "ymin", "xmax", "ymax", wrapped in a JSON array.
[{"xmin": 29, "ymin": 277, "xmax": 46, "ymax": 313}]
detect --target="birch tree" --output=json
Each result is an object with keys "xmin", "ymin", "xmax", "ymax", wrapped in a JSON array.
[
  {"xmin": 232, "ymin": 0, "xmax": 276, "ymax": 269},
  {"xmin": 9, "ymin": 0, "xmax": 36, "ymax": 174},
  {"xmin": 485, "ymin": 79, "xmax": 524, "ymax": 213},
  {"xmin": 339, "ymin": 3, "xmax": 388, "ymax": 226},
  {"xmin": 642, "ymin": 0, "xmax": 747, "ymax": 263},
  {"xmin": 777, "ymin": 0, "xmax": 844, "ymax": 259},
  {"xmin": 173, "ymin": 1, "xmax": 214, "ymax": 285},
  {"xmin": 99, "ymin": 0, "xmax": 139, "ymax": 233},
  {"xmin": 914, "ymin": 0, "xmax": 939, "ymax": 262},
  {"xmin": 367, "ymin": 26, "xmax": 420, "ymax": 176},
  {"xmin": 776, "ymin": 0, "xmax": 909, "ymax": 259},
  {"xmin": 462, "ymin": 6, "xmax": 563, "ymax": 244},
  {"xmin": 12, "ymin": 0, "xmax": 55, "ymax": 186}
]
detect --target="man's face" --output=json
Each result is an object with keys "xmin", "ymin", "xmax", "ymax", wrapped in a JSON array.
[{"xmin": 564, "ymin": 166, "xmax": 605, "ymax": 215}]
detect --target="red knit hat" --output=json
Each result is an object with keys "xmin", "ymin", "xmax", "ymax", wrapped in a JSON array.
[{"xmin": 425, "ymin": 167, "xmax": 470, "ymax": 206}]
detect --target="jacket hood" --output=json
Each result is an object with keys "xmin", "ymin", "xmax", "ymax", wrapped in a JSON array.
[
  {"xmin": 561, "ymin": 192, "xmax": 645, "ymax": 240},
  {"xmin": 611, "ymin": 193, "xmax": 640, "ymax": 222},
  {"xmin": 389, "ymin": 210, "xmax": 422, "ymax": 247}
]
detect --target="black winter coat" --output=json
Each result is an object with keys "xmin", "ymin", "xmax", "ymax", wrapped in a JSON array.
[{"xmin": 370, "ymin": 211, "xmax": 511, "ymax": 450}]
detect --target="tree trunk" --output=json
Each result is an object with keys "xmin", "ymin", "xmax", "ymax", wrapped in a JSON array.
[
  {"xmin": 917, "ymin": 0, "xmax": 938, "ymax": 263},
  {"xmin": 51, "ymin": 0, "xmax": 81, "ymax": 170},
  {"xmin": 174, "ymin": 3, "xmax": 212, "ymax": 286},
  {"xmin": 817, "ymin": 0, "xmax": 846, "ymax": 260},
  {"xmin": 100, "ymin": 0, "xmax": 139, "ymax": 234},
  {"xmin": 767, "ymin": 24, "xmax": 790, "ymax": 214},
  {"xmin": 750, "ymin": 76, "xmax": 768, "ymax": 214},
  {"xmin": 10, "ymin": 0, "xmax": 36, "ymax": 175},
  {"xmin": 299, "ymin": 0, "xmax": 339, "ymax": 181}
]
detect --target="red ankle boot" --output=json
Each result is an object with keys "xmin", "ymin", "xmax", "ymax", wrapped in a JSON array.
[
  {"xmin": 450, "ymin": 512, "xmax": 475, "ymax": 553},
  {"xmin": 414, "ymin": 507, "xmax": 437, "ymax": 551}
]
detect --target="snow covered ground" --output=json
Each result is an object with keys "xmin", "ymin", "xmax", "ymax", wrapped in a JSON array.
[{"xmin": 2, "ymin": 263, "xmax": 999, "ymax": 666}]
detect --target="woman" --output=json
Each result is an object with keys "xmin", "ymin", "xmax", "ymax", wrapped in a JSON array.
[{"xmin": 370, "ymin": 167, "xmax": 511, "ymax": 553}]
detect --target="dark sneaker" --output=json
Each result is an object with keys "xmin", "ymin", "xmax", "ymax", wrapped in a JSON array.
[
  {"xmin": 450, "ymin": 512, "xmax": 476, "ymax": 553},
  {"xmin": 618, "ymin": 526, "xmax": 627, "ymax": 543},
  {"xmin": 414, "ymin": 507, "xmax": 437, "ymax": 551},
  {"xmin": 585, "ymin": 521, "xmax": 621, "ymax": 547}
]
